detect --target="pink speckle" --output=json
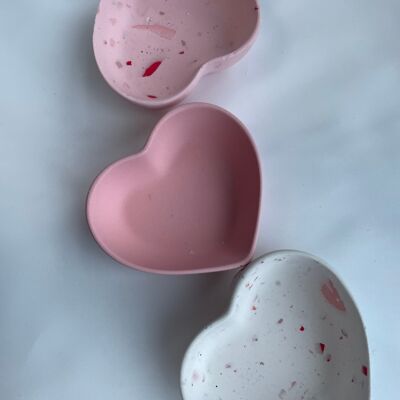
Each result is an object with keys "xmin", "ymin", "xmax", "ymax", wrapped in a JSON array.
[
  {"xmin": 321, "ymin": 279, "xmax": 346, "ymax": 311},
  {"xmin": 277, "ymin": 318, "xmax": 284, "ymax": 324},
  {"xmin": 115, "ymin": 61, "xmax": 123, "ymax": 69},
  {"xmin": 192, "ymin": 371, "xmax": 200, "ymax": 382},
  {"xmin": 289, "ymin": 381, "xmax": 297, "ymax": 390},
  {"xmin": 251, "ymin": 305, "xmax": 257, "ymax": 311},
  {"xmin": 179, "ymin": 51, "xmax": 185, "ymax": 54},
  {"xmin": 299, "ymin": 325, "xmax": 305, "ymax": 332},
  {"xmin": 225, "ymin": 363, "xmax": 231, "ymax": 369},
  {"xmin": 109, "ymin": 17, "xmax": 117, "ymax": 25},
  {"xmin": 362, "ymin": 365, "xmax": 368, "ymax": 376},
  {"xmin": 110, "ymin": 38, "xmax": 115, "ymax": 47},
  {"xmin": 132, "ymin": 24, "xmax": 176, "ymax": 40}
]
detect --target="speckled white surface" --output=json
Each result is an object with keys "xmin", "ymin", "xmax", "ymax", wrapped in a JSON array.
[
  {"xmin": 0, "ymin": 0, "xmax": 399, "ymax": 399},
  {"xmin": 181, "ymin": 251, "xmax": 369, "ymax": 400}
]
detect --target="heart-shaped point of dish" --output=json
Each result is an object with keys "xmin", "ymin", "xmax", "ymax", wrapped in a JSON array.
[
  {"xmin": 87, "ymin": 103, "xmax": 261, "ymax": 274},
  {"xmin": 181, "ymin": 251, "xmax": 370, "ymax": 399},
  {"xmin": 93, "ymin": 0, "xmax": 260, "ymax": 108}
]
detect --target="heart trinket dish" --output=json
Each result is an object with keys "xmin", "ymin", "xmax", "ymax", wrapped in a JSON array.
[
  {"xmin": 87, "ymin": 103, "xmax": 261, "ymax": 274},
  {"xmin": 181, "ymin": 250, "xmax": 370, "ymax": 399},
  {"xmin": 93, "ymin": 0, "xmax": 260, "ymax": 108}
]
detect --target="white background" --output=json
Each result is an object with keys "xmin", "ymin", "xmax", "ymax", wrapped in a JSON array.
[{"xmin": 1, "ymin": 0, "xmax": 399, "ymax": 398}]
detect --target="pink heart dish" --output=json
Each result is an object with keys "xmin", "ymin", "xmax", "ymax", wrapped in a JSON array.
[
  {"xmin": 86, "ymin": 103, "xmax": 261, "ymax": 274},
  {"xmin": 93, "ymin": 0, "xmax": 260, "ymax": 108},
  {"xmin": 181, "ymin": 251, "xmax": 370, "ymax": 400}
]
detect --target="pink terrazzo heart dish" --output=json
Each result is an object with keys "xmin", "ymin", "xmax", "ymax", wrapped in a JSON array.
[
  {"xmin": 86, "ymin": 103, "xmax": 261, "ymax": 274},
  {"xmin": 93, "ymin": 0, "xmax": 260, "ymax": 108}
]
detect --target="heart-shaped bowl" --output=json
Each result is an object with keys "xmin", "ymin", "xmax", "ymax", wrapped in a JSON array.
[
  {"xmin": 181, "ymin": 250, "xmax": 370, "ymax": 399},
  {"xmin": 93, "ymin": 0, "xmax": 260, "ymax": 108},
  {"xmin": 86, "ymin": 103, "xmax": 261, "ymax": 274}
]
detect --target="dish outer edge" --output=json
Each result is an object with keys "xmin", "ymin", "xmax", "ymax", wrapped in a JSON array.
[
  {"xmin": 86, "ymin": 102, "xmax": 262, "ymax": 275},
  {"xmin": 179, "ymin": 249, "xmax": 371, "ymax": 399},
  {"xmin": 92, "ymin": 0, "xmax": 261, "ymax": 108}
]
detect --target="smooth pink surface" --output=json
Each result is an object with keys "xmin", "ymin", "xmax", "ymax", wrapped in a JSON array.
[
  {"xmin": 87, "ymin": 103, "xmax": 261, "ymax": 274},
  {"xmin": 93, "ymin": 0, "xmax": 260, "ymax": 108}
]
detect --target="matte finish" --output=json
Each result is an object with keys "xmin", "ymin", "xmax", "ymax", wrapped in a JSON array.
[
  {"xmin": 93, "ymin": 0, "xmax": 260, "ymax": 107},
  {"xmin": 87, "ymin": 103, "xmax": 261, "ymax": 274},
  {"xmin": 2, "ymin": 1, "xmax": 399, "ymax": 399},
  {"xmin": 181, "ymin": 251, "xmax": 370, "ymax": 400}
]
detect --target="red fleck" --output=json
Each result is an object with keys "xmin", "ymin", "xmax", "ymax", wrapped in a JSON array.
[
  {"xmin": 362, "ymin": 365, "xmax": 368, "ymax": 376},
  {"xmin": 319, "ymin": 343, "xmax": 326, "ymax": 353},
  {"xmin": 299, "ymin": 325, "xmax": 305, "ymax": 332},
  {"xmin": 143, "ymin": 61, "xmax": 162, "ymax": 77},
  {"xmin": 179, "ymin": 51, "xmax": 185, "ymax": 54},
  {"xmin": 126, "ymin": 60, "xmax": 132, "ymax": 66},
  {"xmin": 277, "ymin": 318, "xmax": 284, "ymax": 324},
  {"xmin": 325, "ymin": 354, "xmax": 332, "ymax": 362},
  {"xmin": 147, "ymin": 95, "xmax": 158, "ymax": 99},
  {"xmin": 321, "ymin": 279, "xmax": 346, "ymax": 311},
  {"xmin": 251, "ymin": 305, "xmax": 257, "ymax": 311}
]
